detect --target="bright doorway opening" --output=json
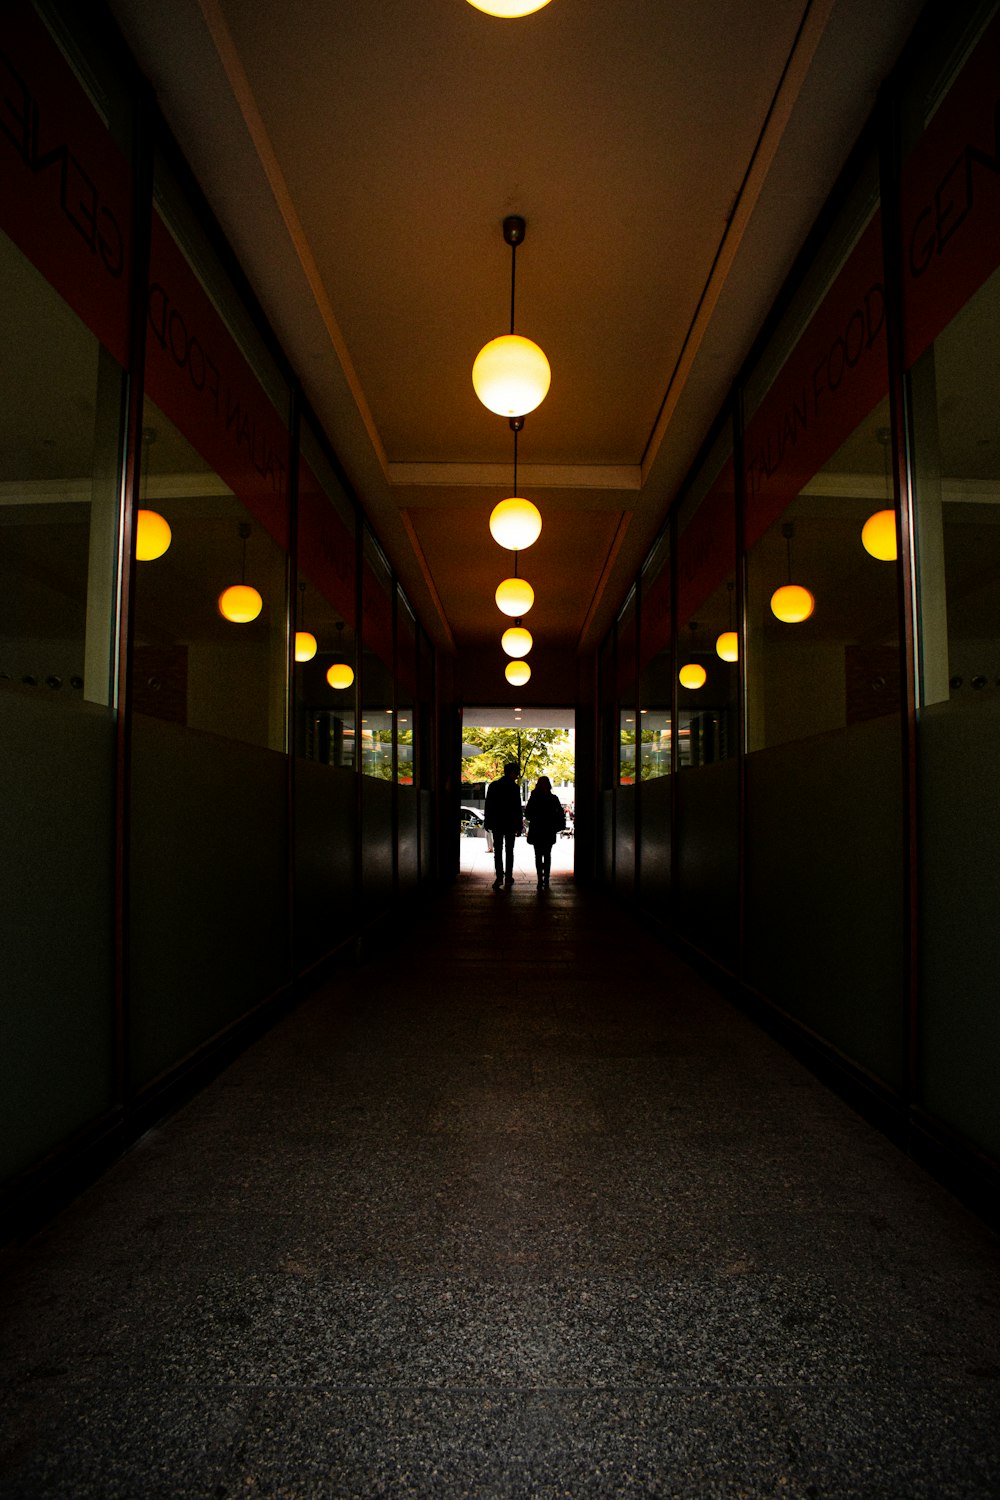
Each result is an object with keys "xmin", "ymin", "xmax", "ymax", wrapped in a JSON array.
[{"xmin": 459, "ymin": 707, "xmax": 575, "ymax": 880}]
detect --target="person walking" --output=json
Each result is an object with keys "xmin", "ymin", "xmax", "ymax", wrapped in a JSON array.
[
  {"xmin": 484, "ymin": 761, "xmax": 524, "ymax": 890},
  {"xmin": 524, "ymin": 775, "xmax": 565, "ymax": 889}
]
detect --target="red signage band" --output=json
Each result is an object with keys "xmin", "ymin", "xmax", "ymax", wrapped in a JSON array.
[
  {"xmin": 145, "ymin": 212, "xmax": 289, "ymax": 552},
  {"xmin": 900, "ymin": 10, "xmax": 1000, "ymax": 369},
  {"xmin": 743, "ymin": 214, "xmax": 888, "ymax": 550},
  {"xmin": 0, "ymin": 0, "xmax": 131, "ymax": 366}
]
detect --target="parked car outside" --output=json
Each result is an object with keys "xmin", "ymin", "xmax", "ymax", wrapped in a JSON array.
[{"xmin": 460, "ymin": 806, "xmax": 486, "ymax": 836}]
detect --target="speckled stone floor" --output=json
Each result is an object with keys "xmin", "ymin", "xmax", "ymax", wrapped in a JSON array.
[{"xmin": 2, "ymin": 871, "xmax": 1000, "ymax": 1498}]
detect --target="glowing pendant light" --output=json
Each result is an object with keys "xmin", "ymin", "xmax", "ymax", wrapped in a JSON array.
[
  {"xmin": 861, "ymin": 509, "xmax": 897, "ymax": 561},
  {"xmin": 136, "ymin": 510, "xmax": 171, "ymax": 561},
  {"xmin": 326, "ymin": 621, "xmax": 354, "ymax": 689},
  {"xmin": 473, "ymin": 217, "xmax": 550, "ymax": 418},
  {"xmin": 505, "ymin": 659, "xmax": 531, "ymax": 685},
  {"xmin": 467, "ymin": 0, "xmax": 554, "ymax": 15},
  {"xmin": 490, "ymin": 417, "xmax": 542, "ymax": 552},
  {"xmin": 135, "ymin": 431, "xmax": 171, "ymax": 560},
  {"xmin": 715, "ymin": 580, "xmax": 738, "ymax": 661},
  {"xmin": 490, "ymin": 497, "xmax": 541, "ymax": 551},
  {"xmin": 501, "ymin": 624, "xmax": 532, "ymax": 658},
  {"xmin": 294, "ymin": 581, "xmax": 318, "ymax": 662},
  {"xmin": 496, "ymin": 576, "xmax": 534, "ymax": 617},
  {"xmin": 770, "ymin": 521, "xmax": 814, "ymax": 623},
  {"xmin": 770, "ymin": 584, "xmax": 815, "ymax": 623},
  {"xmin": 679, "ymin": 662, "xmax": 707, "ymax": 689},
  {"xmin": 218, "ymin": 521, "xmax": 262, "ymax": 623},
  {"xmin": 473, "ymin": 336, "xmax": 550, "ymax": 418}
]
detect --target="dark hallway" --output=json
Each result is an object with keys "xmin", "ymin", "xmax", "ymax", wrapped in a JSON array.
[{"xmin": 2, "ymin": 874, "xmax": 999, "ymax": 1498}]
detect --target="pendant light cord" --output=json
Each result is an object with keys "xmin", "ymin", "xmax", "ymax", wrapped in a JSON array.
[{"xmin": 509, "ymin": 239, "xmax": 517, "ymax": 335}]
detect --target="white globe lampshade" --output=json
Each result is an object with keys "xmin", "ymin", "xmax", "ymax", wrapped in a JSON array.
[
  {"xmin": 473, "ymin": 334, "xmax": 550, "ymax": 417},
  {"xmin": 136, "ymin": 509, "xmax": 171, "ymax": 561},
  {"xmin": 505, "ymin": 660, "xmax": 531, "ymax": 686},
  {"xmin": 861, "ymin": 509, "xmax": 897, "ymax": 561},
  {"xmin": 326, "ymin": 662, "xmax": 355, "ymax": 690},
  {"xmin": 495, "ymin": 577, "xmax": 535, "ymax": 617},
  {"xmin": 489, "ymin": 497, "xmax": 542, "ymax": 551},
  {"xmin": 770, "ymin": 584, "xmax": 815, "ymax": 623},
  {"xmin": 679, "ymin": 662, "xmax": 707, "ymax": 689},
  {"xmin": 294, "ymin": 631, "xmax": 318, "ymax": 663},
  {"xmin": 218, "ymin": 584, "xmax": 263, "ymax": 623},
  {"xmin": 501, "ymin": 625, "xmax": 533, "ymax": 658},
  {"xmin": 467, "ymin": 0, "xmax": 554, "ymax": 14},
  {"xmin": 715, "ymin": 630, "xmax": 738, "ymax": 663}
]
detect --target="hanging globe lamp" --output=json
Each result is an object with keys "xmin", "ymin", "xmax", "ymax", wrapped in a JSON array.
[
  {"xmin": 496, "ymin": 577, "xmax": 535, "ymax": 617},
  {"xmin": 136, "ymin": 509, "xmax": 171, "ymax": 561}
]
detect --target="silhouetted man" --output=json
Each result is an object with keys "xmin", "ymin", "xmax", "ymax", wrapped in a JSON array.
[{"xmin": 484, "ymin": 761, "xmax": 523, "ymax": 890}]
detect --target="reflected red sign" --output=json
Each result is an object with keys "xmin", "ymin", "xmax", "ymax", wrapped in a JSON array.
[
  {"xmin": 0, "ymin": 0, "xmax": 131, "ymax": 365},
  {"xmin": 145, "ymin": 213, "xmax": 288, "ymax": 550},
  {"xmin": 743, "ymin": 215, "xmax": 886, "ymax": 550},
  {"xmin": 900, "ymin": 10, "xmax": 1000, "ymax": 368}
]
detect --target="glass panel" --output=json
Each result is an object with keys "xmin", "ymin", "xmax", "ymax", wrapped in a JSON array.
[
  {"xmin": 639, "ymin": 531, "xmax": 672, "ymax": 778},
  {"xmin": 295, "ymin": 423, "xmax": 357, "ymax": 769},
  {"xmin": 743, "ymin": 163, "xmax": 898, "ymax": 752},
  {"xmin": 132, "ymin": 398, "xmax": 288, "ymax": 750},
  {"xmin": 617, "ymin": 589, "xmax": 637, "ymax": 785},
  {"xmin": 397, "ymin": 589, "xmax": 417, "ymax": 785},
  {"xmin": 598, "ymin": 632, "xmax": 616, "ymax": 790},
  {"xmin": 901, "ymin": 6, "xmax": 1000, "ymax": 1156},
  {"xmin": 674, "ymin": 429, "xmax": 736, "ymax": 766},
  {"xmin": 0, "ymin": 226, "xmax": 122, "ymax": 1179},
  {"xmin": 361, "ymin": 529, "xmax": 394, "ymax": 779}
]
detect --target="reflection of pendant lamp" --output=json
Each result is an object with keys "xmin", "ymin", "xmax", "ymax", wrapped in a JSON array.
[
  {"xmin": 294, "ymin": 581, "xmax": 317, "ymax": 662},
  {"xmin": 467, "ymin": 0, "xmax": 554, "ymax": 15},
  {"xmin": 716, "ymin": 580, "xmax": 738, "ymax": 662},
  {"xmin": 218, "ymin": 522, "xmax": 263, "ymax": 622},
  {"xmin": 473, "ymin": 217, "xmax": 550, "ymax": 417},
  {"xmin": 862, "ymin": 511, "xmax": 897, "ymax": 560},
  {"xmin": 490, "ymin": 416, "xmax": 542, "ymax": 551},
  {"xmin": 770, "ymin": 521, "xmax": 814, "ymax": 623},
  {"xmin": 501, "ymin": 624, "xmax": 532, "ymax": 658},
  {"xmin": 135, "ymin": 429, "xmax": 172, "ymax": 561},
  {"xmin": 326, "ymin": 621, "xmax": 354, "ymax": 689},
  {"xmin": 136, "ymin": 510, "xmax": 172, "ymax": 561},
  {"xmin": 505, "ymin": 660, "xmax": 531, "ymax": 686},
  {"xmin": 862, "ymin": 427, "xmax": 898, "ymax": 561},
  {"xmin": 679, "ymin": 620, "xmax": 707, "ymax": 688}
]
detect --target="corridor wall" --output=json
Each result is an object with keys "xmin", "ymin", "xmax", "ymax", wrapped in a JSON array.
[
  {"xmin": 598, "ymin": 0, "xmax": 1000, "ymax": 1205},
  {"xmin": 0, "ymin": 1, "xmax": 439, "ymax": 1217}
]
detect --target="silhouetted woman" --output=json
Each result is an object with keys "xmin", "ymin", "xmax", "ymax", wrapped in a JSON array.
[{"xmin": 524, "ymin": 775, "xmax": 565, "ymax": 889}]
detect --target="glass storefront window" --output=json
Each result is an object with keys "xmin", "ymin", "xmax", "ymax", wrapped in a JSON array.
[
  {"xmin": 0, "ymin": 233, "xmax": 123, "ymax": 708},
  {"xmin": 361, "ymin": 529, "xmax": 394, "ymax": 779},
  {"xmin": 617, "ymin": 590, "xmax": 637, "ymax": 784},
  {"xmin": 295, "ymin": 423, "xmax": 357, "ymax": 768},
  {"xmin": 639, "ymin": 532, "xmax": 672, "ymax": 778},
  {"xmin": 742, "ymin": 161, "xmax": 897, "ymax": 752},
  {"xmin": 674, "ymin": 429, "xmax": 736, "ymax": 766},
  {"xmin": 397, "ymin": 589, "xmax": 417, "ymax": 785},
  {"xmin": 131, "ymin": 398, "xmax": 288, "ymax": 750}
]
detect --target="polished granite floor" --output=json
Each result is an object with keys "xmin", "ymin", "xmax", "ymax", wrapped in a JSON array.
[{"xmin": 2, "ymin": 870, "xmax": 1000, "ymax": 1498}]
